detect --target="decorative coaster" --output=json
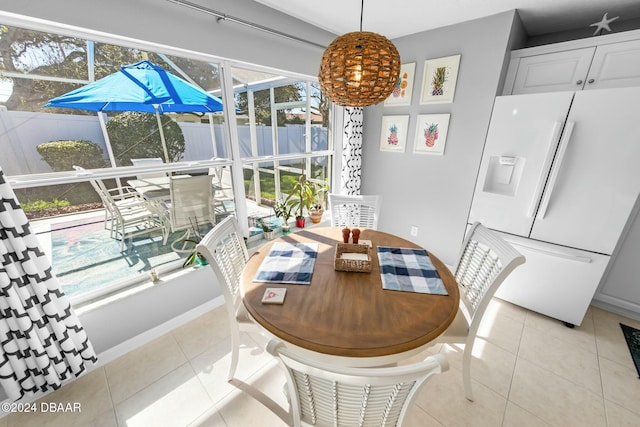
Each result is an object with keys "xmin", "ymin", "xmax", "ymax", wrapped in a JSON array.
[{"xmin": 262, "ymin": 288, "xmax": 287, "ymax": 305}]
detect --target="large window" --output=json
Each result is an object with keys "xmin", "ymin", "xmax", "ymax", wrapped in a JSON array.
[{"xmin": 0, "ymin": 22, "xmax": 334, "ymax": 303}]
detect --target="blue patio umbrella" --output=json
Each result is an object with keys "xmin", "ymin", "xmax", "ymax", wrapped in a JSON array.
[{"xmin": 45, "ymin": 60, "xmax": 226, "ymax": 162}]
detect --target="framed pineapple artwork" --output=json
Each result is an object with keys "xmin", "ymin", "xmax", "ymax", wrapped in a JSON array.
[
  {"xmin": 384, "ymin": 63, "xmax": 416, "ymax": 107},
  {"xmin": 413, "ymin": 114, "xmax": 450, "ymax": 155},
  {"xmin": 379, "ymin": 115, "xmax": 409, "ymax": 152},
  {"xmin": 419, "ymin": 55, "xmax": 461, "ymax": 104}
]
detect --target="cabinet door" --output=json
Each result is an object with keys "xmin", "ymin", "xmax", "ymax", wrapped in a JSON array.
[
  {"xmin": 585, "ymin": 39, "xmax": 640, "ymax": 90},
  {"xmin": 511, "ymin": 48, "xmax": 595, "ymax": 94}
]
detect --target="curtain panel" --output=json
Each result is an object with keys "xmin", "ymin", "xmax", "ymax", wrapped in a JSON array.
[
  {"xmin": 0, "ymin": 168, "xmax": 97, "ymax": 401},
  {"xmin": 341, "ymin": 107, "xmax": 363, "ymax": 195}
]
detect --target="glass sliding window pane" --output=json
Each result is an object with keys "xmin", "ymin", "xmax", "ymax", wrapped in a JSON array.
[
  {"xmin": 1, "ymin": 22, "xmax": 229, "ymax": 178},
  {"xmin": 231, "ymin": 65, "xmax": 333, "ymax": 227},
  {"xmin": 0, "ymin": 20, "xmax": 333, "ymax": 303},
  {"xmin": 0, "ymin": 25, "xmax": 89, "ymax": 80}
]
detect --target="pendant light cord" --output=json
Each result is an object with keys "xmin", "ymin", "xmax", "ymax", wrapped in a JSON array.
[{"xmin": 360, "ymin": 0, "xmax": 364, "ymax": 32}]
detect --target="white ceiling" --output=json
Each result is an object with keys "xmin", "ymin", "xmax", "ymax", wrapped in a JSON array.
[{"xmin": 254, "ymin": 0, "xmax": 640, "ymax": 39}]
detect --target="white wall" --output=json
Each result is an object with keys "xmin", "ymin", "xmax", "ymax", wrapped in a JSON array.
[
  {"xmin": 362, "ymin": 11, "xmax": 525, "ymax": 266},
  {"xmin": 78, "ymin": 267, "xmax": 221, "ymax": 355}
]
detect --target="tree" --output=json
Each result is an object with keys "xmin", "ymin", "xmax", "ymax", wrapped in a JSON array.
[
  {"xmin": 105, "ymin": 112, "xmax": 186, "ymax": 164},
  {"xmin": 1, "ymin": 25, "xmax": 225, "ymax": 113},
  {"xmin": 0, "ymin": 26, "xmax": 88, "ymax": 111},
  {"xmin": 301, "ymin": 82, "xmax": 330, "ymax": 128},
  {"xmin": 235, "ymin": 85, "xmax": 301, "ymax": 126}
]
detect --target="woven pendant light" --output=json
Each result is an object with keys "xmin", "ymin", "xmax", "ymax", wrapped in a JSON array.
[{"xmin": 318, "ymin": 0, "xmax": 400, "ymax": 107}]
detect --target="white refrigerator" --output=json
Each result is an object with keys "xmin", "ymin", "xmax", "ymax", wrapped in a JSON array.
[{"xmin": 469, "ymin": 87, "xmax": 640, "ymax": 326}]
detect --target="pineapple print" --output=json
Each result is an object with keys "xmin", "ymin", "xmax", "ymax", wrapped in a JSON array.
[
  {"xmin": 392, "ymin": 72, "xmax": 409, "ymax": 98},
  {"xmin": 424, "ymin": 123, "xmax": 439, "ymax": 147},
  {"xmin": 392, "ymin": 78, "xmax": 402, "ymax": 97},
  {"xmin": 387, "ymin": 124, "xmax": 399, "ymax": 145},
  {"xmin": 431, "ymin": 67, "xmax": 447, "ymax": 96}
]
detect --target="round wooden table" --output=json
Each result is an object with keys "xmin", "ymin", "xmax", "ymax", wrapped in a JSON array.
[{"xmin": 241, "ymin": 227, "xmax": 460, "ymax": 366}]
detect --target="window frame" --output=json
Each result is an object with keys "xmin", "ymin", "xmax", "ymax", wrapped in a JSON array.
[{"xmin": 0, "ymin": 13, "xmax": 337, "ymax": 303}]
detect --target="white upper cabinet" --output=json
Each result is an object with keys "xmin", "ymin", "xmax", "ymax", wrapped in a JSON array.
[
  {"xmin": 511, "ymin": 48, "xmax": 595, "ymax": 94},
  {"xmin": 504, "ymin": 30, "xmax": 640, "ymax": 95},
  {"xmin": 585, "ymin": 39, "xmax": 640, "ymax": 90}
]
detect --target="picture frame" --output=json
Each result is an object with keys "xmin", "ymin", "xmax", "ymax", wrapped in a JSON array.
[
  {"xmin": 379, "ymin": 115, "xmax": 409, "ymax": 152},
  {"xmin": 413, "ymin": 114, "xmax": 450, "ymax": 155},
  {"xmin": 420, "ymin": 55, "xmax": 461, "ymax": 104},
  {"xmin": 384, "ymin": 63, "xmax": 416, "ymax": 106}
]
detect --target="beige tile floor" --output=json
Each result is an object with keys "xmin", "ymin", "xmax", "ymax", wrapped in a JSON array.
[{"xmin": 3, "ymin": 299, "xmax": 640, "ymax": 427}]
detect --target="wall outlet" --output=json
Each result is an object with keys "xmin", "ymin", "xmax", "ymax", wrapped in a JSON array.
[{"xmin": 410, "ymin": 226, "xmax": 418, "ymax": 236}]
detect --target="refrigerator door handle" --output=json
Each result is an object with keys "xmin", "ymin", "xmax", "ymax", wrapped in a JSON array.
[
  {"xmin": 509, "ymin": 241, "xmax": 593, "ymax": 263},
  {"xmin": 527, "ymin": 121, "xmax": 564, "ymax": 218},
  {"xmin": 537, "ymin": 121, "xmax": 575, "ymax": 220}
]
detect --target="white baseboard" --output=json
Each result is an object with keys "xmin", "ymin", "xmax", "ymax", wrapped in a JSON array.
[{"xmin": 94, "ymin": 295, "xmax": 225, "ymax": 366}]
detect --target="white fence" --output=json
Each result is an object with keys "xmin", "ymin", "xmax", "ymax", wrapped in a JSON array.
[{"xmin": 0, "ymin": 108, "xmax": 328, "ymax": 176}]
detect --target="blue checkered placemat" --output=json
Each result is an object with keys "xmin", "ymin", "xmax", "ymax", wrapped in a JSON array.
[
  {"xmin": 253, "ymin": 242, "xmax": 319, "ymax": 285},
  {"xmin": 377, "ymin": 246, "xmax": 448, "ymax": 295}
]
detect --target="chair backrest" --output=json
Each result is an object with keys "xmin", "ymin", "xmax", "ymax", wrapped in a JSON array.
[
  {"xmin": 196, "ymin": 216, "xmax": 249, "ymax": 312},
  {"xmin": 208, "ymin": 165, "xmax": 234, "ymax": 199},
  {"xmin": 267, "ymin": 340, "xmax": 448, "ymax": 427},
  {"xmin": 454, "ymin": 222, "xmax": 525, "ymax": 334},
  {"xmin": 73, "ymin": 165, "xmax": 115, "ymax": 208},
  {"xmin": 328, "ymin": 194, "xmax": 382, "ymax": 229},
  {"xmin": 131, "ymin": 157, "xmax": 166, "ymax": 179},
  {"xmin": 169, "ymin": 175, "xmax": 215, "ymax": 232}
]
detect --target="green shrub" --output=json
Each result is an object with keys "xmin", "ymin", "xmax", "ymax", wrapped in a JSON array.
[
  {"xmin": 21, "ymin": 199, "xmax": 70, "ymax": 212},
  {"xmin": 106, "ymin": 111, "xmax": 185, "ymax": 165},
  {"xmin": 37, "ymin": 140, "xmax": 109, "ymax": 172}
]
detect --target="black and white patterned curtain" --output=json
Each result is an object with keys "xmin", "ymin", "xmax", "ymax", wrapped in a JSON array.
[
  {"xmin": 341, "ymin": 107, "xmax": 363, "ymax": 195},
  {"xmin": 0, "ymin": 168, "xmax": 97, "ymax": 401}
]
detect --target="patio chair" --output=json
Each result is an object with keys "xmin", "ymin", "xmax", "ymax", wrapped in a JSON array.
[
  {"xmin": 208, "ymin": 165, "xmax": 235, "ymax": 214},
  {"xmin": 195, "ymin": 216, "xmax": 262, "ymax": 381},
  {"xmin": 328, "ymin": 193, "xmax": 382, "ymax": 230},
  {"xmin": 73, "ymin": 165, "xmax": 158, "ymax": 236},
  {"xmin": 267, "ymin": 339, "xmax": 449, "ymax": 427},
  {"xmin": 434, "ymin": 222, "xmax": 525, "ymax": 401},
  {"xmin": 131, "ymin": 157, "xmax": 166, "ymax": 179},
  {"xmin": 74, "ymin": 166, "xmax": 168, "ymax": 250},
  {"xmin": 162, "ymin": 175, "xmax": 216, "ymax": 251}
]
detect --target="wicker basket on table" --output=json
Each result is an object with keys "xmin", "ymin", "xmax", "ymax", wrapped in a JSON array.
[{"xmin": 334, "ymin": 243, "xmax": 372, "ymax": 273}]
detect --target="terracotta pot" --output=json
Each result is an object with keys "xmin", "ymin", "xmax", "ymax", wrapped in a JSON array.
[
  {"xmin": 309, "ymin": 209, "xmax": 323, "ymax": 224},
  {"xmin": 296, "ymin": 217, "xmax": 306, "ymax": 228}
]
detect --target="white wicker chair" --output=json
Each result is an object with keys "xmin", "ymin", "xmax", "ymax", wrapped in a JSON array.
[
  {"xmin": 196, "ymin": 216, "xmax": 261, "ymax": 380},
  {"xmin": 435, "ymin": 222, "xmax": 525, "ymax": 401},
  {"xmin": 267, "ymin": 339, "xmax": 449, "ymax": 427},
  {"xmin": 328, "ymin": 194, "xmax": 382, "ymax": 230}
]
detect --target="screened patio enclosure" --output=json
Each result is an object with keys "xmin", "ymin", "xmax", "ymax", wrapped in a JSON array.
[{"xmin": 0, "ymin": 21, "xmax": 334, "ymax": 303}]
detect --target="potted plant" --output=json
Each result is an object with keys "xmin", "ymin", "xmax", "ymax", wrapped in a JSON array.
[
  {"xmin": 257, "ymin": 217, "xmax": 274, "ymax": 240},
  {"xmin": 286, "ymin": 175, "xmax": 315, "ymax": 228},
  {"xmin": 309, "ymin": 181, "xmax": 329, "ymax": 224},
  {"xmin": 273, "ymin": 199, "xmax": 293, "ymax": 233},
  {"xmin": 182, "ymin": 243, "xmax": 208, "ymax": 268},
  {"xmin": 177, "ymin": 218, "xmax": 208, "ymax": 268}
]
